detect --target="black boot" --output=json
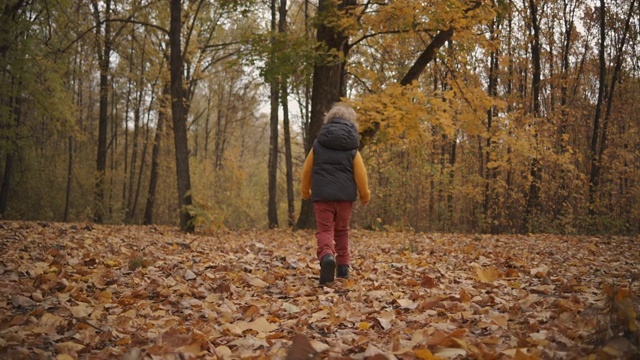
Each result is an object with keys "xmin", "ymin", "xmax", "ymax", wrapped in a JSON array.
[
  {"xmin": 319, "ymin": 254, "xmax": 336, "ymax": 285},
  {"xmin": 337, "ymin": 264, "xmax": 349, "ymax": 278}
]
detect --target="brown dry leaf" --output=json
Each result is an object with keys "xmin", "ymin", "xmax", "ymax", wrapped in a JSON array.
[
  {"xmin": 475, "ymin": 265, "xmax": 502, "ymax": 283},
  {"xmin": 413, "ymin": 348, "xmax": 442, "ymax": 360},
  {"xmin": 421, "ymin": 275, "xmax": 437, "ymax": 288},
  {"xmin": 286, "ymin": 333, "xmax": 318, "ymax": 360},
  {"xmin": 54, "ymin": 341, "xmax": 85, "ymax": 354},
  {"xmin": 529, "ymin": 264, "xmax": 549, "ymax": 278},
  {"xmin": 243, "ymin": 273, "xmax": 269, "ymax": 287},
  {"xmin": 434, "ymin": 347, "xmax": 466, "ymax": 358}
]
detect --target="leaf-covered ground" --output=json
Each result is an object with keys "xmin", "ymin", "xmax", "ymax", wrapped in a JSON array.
[{"xmin": 0, "ymin": 221, "xmax": 639, "ymax": 359}]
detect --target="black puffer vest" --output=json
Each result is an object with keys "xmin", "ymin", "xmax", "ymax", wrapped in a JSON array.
[{"xmin": 311, "ymin": 119, "xmax": 359, "ymax": 202}]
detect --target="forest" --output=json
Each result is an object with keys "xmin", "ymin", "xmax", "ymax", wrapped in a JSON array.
[{"xmin": 0, "ymin": 0, "xmax": 639, "ymax": 235}]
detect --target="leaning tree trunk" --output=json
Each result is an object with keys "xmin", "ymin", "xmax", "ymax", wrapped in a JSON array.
[
  {"xmin": 360, "ymin": 1, "xmax": 484, "ymax": 147},
  {"xmin": 170, "ymin": 0, "xmax": 195, "ymax": 232}
]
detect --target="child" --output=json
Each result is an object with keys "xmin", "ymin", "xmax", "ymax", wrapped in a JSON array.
[{"xmin": 300, "ymin": 103, "xmax": 370, "ymax": 285}]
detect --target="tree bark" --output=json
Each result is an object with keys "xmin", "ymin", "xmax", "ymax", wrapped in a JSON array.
[
  {"xmin": 126, "ymin": 33, "xmax": 146, "ymax": 222},
  {"xmin": 589, "ymin": 0, "xmax": 636, "ymax": 216},
  {"xmin": 92, "ymin": 0, "xmax": 111, "ymax": 223},
  {"xmin": 295, "ymin": 0, "xmax": 355, "ymax": 229},
  {"xmin": 279, "ymin": 0, "xmax": 295, "ymax": 227},
  {"xmin": 587, "ymin": 0, "xmax": 607, "ymax": 217},
  {"xmin": 0, "ymin": 154, "xmax": 14, "ymax": 215},
  {"xmin": 521, "ymin": 0, "xmax": 542, "ymax": 233},
  {"xmin": 63, "ymin": 137, "xmax": 73, "ymax": 222},
  {"xmin": 170, "ymin": 0, "xmax": 195, "ymax": 232},
  {"xmin": 484, "ymin": 18, "xmax": 499, "ymax": 233},
  {"xmin": 144, "ymin": 83, "xmax": 170, "ymax": 225},
  {"xmin": 282, "ymin": 81, "xmax": 295, "ymax": 227},
  {"xmin": 267, "ymin": 0, "xmax": 280, "ymax": 229}
]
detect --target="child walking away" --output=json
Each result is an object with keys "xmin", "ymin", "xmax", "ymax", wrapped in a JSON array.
[{"xmin": 300, "ymin": 103, "xmax": 371, "ymax": 285}]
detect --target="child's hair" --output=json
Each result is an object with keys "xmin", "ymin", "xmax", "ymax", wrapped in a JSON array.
[{"xmin": 323, "ymin": 103, "xmax": 357, "ymax": 127}]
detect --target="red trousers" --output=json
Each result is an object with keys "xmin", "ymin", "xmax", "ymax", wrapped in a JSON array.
[{"xmin": 314, "ymin": 201, "xmax": 353, "ymax": 265}]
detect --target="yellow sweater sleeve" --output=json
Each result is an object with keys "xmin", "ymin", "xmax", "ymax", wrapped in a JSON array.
[
  {"xmin": 353, "ymin": 151, "xmax": 371, "ymax": 203},
  {"xmin": 300, "ymin": 149, "xmax": 314, "ymax": 199}
]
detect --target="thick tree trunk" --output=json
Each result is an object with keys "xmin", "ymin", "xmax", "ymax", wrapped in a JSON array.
[
  {"xmin": 295, "ymin": 0, "xmax": 355, "ymax": 229},
  {"xmin": 170, "ymin": 0, "xmax": 195, "ymax": 232}
]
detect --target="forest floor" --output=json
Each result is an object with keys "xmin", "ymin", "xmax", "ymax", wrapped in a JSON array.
[{"xmin": 0, "ymin": 221, "xmax": 639, "ymax": 359}]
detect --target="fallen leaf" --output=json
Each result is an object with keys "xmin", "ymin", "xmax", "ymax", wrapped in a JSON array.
[
  {"xmin": 475, "ymin": 265, "xmax": 502, "ymax": 283},
  {"xmin": 184, "ymin": 269, "xmax": 197, "ymax": 280},
  {"xmin": 434, "ymin": 347, "xmax": 466, "ymax": 358},
  {"xmin": 243, "ymin": 273, "xmax": 269, "ymax": 287},
  {"xmin": 286, "ymin": 333, "xmax": 317, "ymax": 360}
]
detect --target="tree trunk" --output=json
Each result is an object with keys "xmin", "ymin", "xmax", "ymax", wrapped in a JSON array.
[
  {"xmin": 204, "ymin": 89, "xmax": 212, "ymax": 158},
  {"xmin": 447, "ymin": 136, "xmax": 457, "ymax": 230},
  {"xmin": 170, "ymin": 0, "xmax": 195, "ymax": 232},
  {"xmin": 552, "ymin": 0, "xmax": 577, "ymax": 221},
  {"xmin": 484, "ymin": 16, "xmax": 501, "ymax": 233},
  {"xmin": 295, "ymin": 0, "xmax": 356, "ymax": 229},
  {"xmin": 587, "ymin": 0, "xmax": 607, "ymax": 217},
  {"xmin": 63, "ymin": 136, "xmax": 73, "ymax": 221},
  {"xmin": 268, "ymin": 86, "xmax": 279, "ymax": 229},
  {"xmin": 92, "ymin": 0, "xmax": 111, "ymax": 223},
  {"xmin": 267, "ymin": 0, "xmax": 280, "ymax": 229},
  {"xmin": 589, "ymin": 0, "xmax": 636, "ymax": 216},
  {"xmin": 126, "ymin": 33, "xmax": 147, "ymax": 222},
  {"xmin": 282, "ymin": 81, "xmax": 295, "ymax": 227},
  {"xmin": 279, "ymin": 0, "xmax": 295, "ymax": 227},
  {"xmin": 214, "ymin": 107, "xmax": 223, "ymax": 169},
  {"xmin": 132, "ymin": 95, "xmax": 154, "ymax": 223},
  {"xmin": 0, "ymin": 153, "xmax": 14, "ymax": 215},
  {"xmin": 521, "ymin": 0, "xmax": 542, "ymax": 233},
  {"xmin": 144, "ymin": 84, "xmax": 170, "ymax": 225}
]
